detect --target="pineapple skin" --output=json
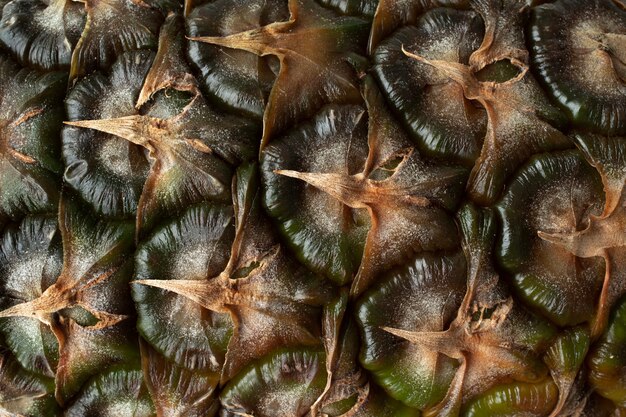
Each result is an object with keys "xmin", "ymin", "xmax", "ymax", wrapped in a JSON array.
[{"xmin": 0, "ymin": 0, "xmax": 625, "ymax": 416}]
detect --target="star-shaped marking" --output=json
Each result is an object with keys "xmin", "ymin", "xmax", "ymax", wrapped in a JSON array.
[
  {"xmin": 65, "ymin": 18, "xmax": 257, "ymax": 237},
  {"xmin": 539, "ymin": 134, "xmax": 626, "ymax": 338},
  {"xmin": 276, "ymin": 77, "xmax": 464, "ymax": 297},
  {"xmin": 402, "ymin": 48, "xmax": 570, "ymax": 205},
  {"xmin": 134, "ymin": 165, "xmax": 330, "ymax": 383},
  {"xmin": 0, "ymin": 196, "xmax": 134, "ymax": 404},
  {"xmin": 190, "ymin": 0, "xmax": 369, "ymax": 148},
  {"xmin": 383, "ymin": 205, "xmax": 552, "ymax": 416}
]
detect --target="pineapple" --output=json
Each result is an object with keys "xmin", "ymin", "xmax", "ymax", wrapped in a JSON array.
[{"xmin": 0, "ymin": 0, "xmax": 625, "ymax": 416}]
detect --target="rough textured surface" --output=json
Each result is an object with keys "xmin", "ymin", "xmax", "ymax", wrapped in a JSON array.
[{"xmin": 0, "ymin": 0, "xmax": 625, "ymax": 416}]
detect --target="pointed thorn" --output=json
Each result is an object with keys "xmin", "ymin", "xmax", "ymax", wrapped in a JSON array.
[
  {"xmin": 136, "ymin": 87, "xmax": 154, "ymax": 109},
  {"xmin": 0, "ymin": 298, "xmax": 57, "ymax": 326},
  {"xmin": 537, "ymin": 230, "xmax": 575, "ymax": 249},
  {"xmin": 187, "ymin": 138, "xmax": 213, "ymax": 154},
  {"xmin": 187, "ymin": 34, "xmax": 254, "ymax": 50},
  {"xmin": 9, "ymin": 149, "xmax": 37, "ymax": 164},
  {"xmin": 381, "ymin": 326, "xmax": 421, "ymax": 342},
  {"xmin": 274, "ymin": 169, "xmax": 309, "ymax": 180},
  {"xmin": 132, "ymin": 278, "xmax": 224, "ymax": 312},
  {"xmin": 400, "ymin": 45, "xmax": 430, "ymax": 65},
  {"xmin": 186, "ymin": 35, "xmax": 223, "ymax": 44},
  {"xmin": 381, "ymin": 326, "xmax": 456, "ymax": 354},
  {"xmin": 132, "ymin": 278, "xmax": 201, "ymax": 301},
  {"xmin": 275, "ymin": 169, "xmax": 335, "ymax": 190},
  {"xmin": 10, "ymin": 107, "xmax": 44, "ymax": 128},
  {"xmin": 132, "ymin": 279, "xmax": 172, "ymax": 289},
  {"xmin": 0, "ymin": 301, "xmax": 37, "ymax": 319},
  {"xmin": 401, "ymin": 45, "xmax": 474, "ymax": 88},
  {"xmin": 275, "ymin": 169, "xmax": 365, "ymax": 209},
  {"xmin": 187, "ymin": 28, "xmax": 273, "ymax": 56},
  {"xmin": 64, "ymin": 116, "xmax": 150, "ymax": 147}
]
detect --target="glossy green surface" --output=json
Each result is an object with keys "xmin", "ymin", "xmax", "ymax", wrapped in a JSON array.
[
  {"xmin": 220, "ymin": 348, "xmax": 327, "ymax": 417},
  {"xmin": 530, "ymin": 0, "xmax": 626, "ymax": 135},
  {"xmin": 373, "ymin": 8, "xmax": 486, "ymax": 165},
  {"xmin": 133, "ymin": 203, "xmax": 234, "ymax": 371},
  {"xmin": 462, "ymin": 380, "xmax": 558, "ymax": 417},
  {"xmin": 496, "ymin": 150, "xmax": 606, "ymax": 326},
  {"xmin": 0, "ymin": 0, "xmax": 624, "ymax": 415},
  {"xmin": 590, "ymin": 296, "xmax": 626, "ymax": 408},
  {"xmin": 356, "ymin": 253, "xmax": 466, "ymax": 409}
]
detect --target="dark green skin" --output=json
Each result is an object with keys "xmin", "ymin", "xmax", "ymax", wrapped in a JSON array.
[
  {"xmin": 530, "ymin": 0, "xmax": 626, "ymax": 136},
  {"xmin": 1, "ymin": 0, "xmax": 626, "ymax": 415},
  {"xmin": 496, "ymin": 150, "xmax": 606, "ymax": 327},
  {"xmin": 590, "ymin": 296, "xmax": 626, "ymax": 408}
]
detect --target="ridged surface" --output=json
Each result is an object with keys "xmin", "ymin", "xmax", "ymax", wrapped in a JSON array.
[{"xmin": 0, "ymin": 0, "xmax": 625, "ymax": 416}]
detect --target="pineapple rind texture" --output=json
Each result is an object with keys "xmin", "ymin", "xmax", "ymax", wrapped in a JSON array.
[{"xmin": 0, "ymin": 0, "xmax": 625, "ymax": 416}]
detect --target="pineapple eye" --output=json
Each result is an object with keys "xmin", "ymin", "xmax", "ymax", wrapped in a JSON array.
[
  {"xmin": 65, "ymin": 11, "xmax": 260, "ymax": 234},
  {"xmin": 0, "ymin": 0, "xmax": 85, "ymax": 71},
  {"xmin": 357, "ymin": 202, "xmax": 559, "ymax": 415},
  {"xmin": 373, "ymin": 7, "xmax": 487, "ymax": 165},
  {"xmin": 263, "ymin": 78, "xmax": 466, "ymax": 296},
  {"xmin": 262, "ymin": 79, "xmax": 465, "ymax": 296},
  {"xmin": 63, "ymin": 50, "xmax": 153, "ymax": 218},
  {"xmin": 356, "ymin": 252, "xmax": 467, "ymax": 409},
  {"xmin": 261, "ymin": 104, "xmax": 371, "ymax": 286},
  {"xmin": 0, "ymin": 216, "xmax": 61, "ymax": 379},
  {"xmin": 530, "ymin": 0, "xmax": 626, "ymax": 135},
  {"xmin": 1, "ymin": 194, "xmax": 139, "ymax": 405},
  {"xmin": 219, "ymin": 348, "xmax": 327, "ymax": 417},
  {"xmin": 187, "ymin": 0, "xmax": 290, "ymax": 118},
  {"xmin": 133, "ymin": 204, "xmax": 235, "ymax": 372},
  {"xmin": 64, "ymin": 367, "xmax": 154, "ymax": 417},
  {"xmin": 496, "ymin": 150, "xmax": 606, "ymax": 327}
]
